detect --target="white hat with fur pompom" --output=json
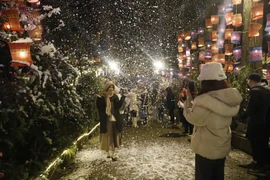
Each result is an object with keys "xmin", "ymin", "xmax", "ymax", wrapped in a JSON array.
[{"xmin": 197, "ymin": 62, "xmax": 227, "ymax": 81}]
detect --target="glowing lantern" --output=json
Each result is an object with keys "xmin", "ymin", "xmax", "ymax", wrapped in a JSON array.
[
  {"xmin": 179, "ymin": 63, "xmax": 183, "ymax": 69},
  {"xmin": 216, "ymin": 38, "xmax": 224, "ymax": 49},
  {"xmin": 211, "ymin": 43, "xmax": 219, "ymax": 54},
  {"xmin": 224, "ymin": 61, "xmax": 233, "ymax": 72},
  {"xmin": 8, "ymin": 42, "xmax": 33, "ymax": 67},
  {"xmin": 212, "ymin": 30, "xmax": 218, "ymax": 41},
  {"xmin": 198, "ymin": 37, "xmax": 205, "ymax": 47},
  {"xmin": 190, "ymin": 29, "xmax": 197, "ymax": 39},
  {"xmin": 231, "ymin": 31, "xmax": 241, "ymax": 44},
  {"xmin": 225, "ymin": 12, "xmax": 234, "ymax": 25},
  {"xmin": 224, "ymin": 0, "xmax": 233, "ymax": 12},
  {"xmin": 213, "ymin": 54, "xmax": 225, "ymax": 64},
  {"xmin": 211, "ymin": 15, "xmax": 219, "ymax": 25},
  {"xmin": 186, "ymin": 59, "xmax": 191, "ymax": 67},
  {"xmin": 178, "ymin": 53, "xmax": 184, "ymax": 60},
  {"xmin": 199, "ymin": 51, "xmax": 205, "ymax": 61},
  {"xmin": 178, "ymin": 45, "xmax": 183, "ymax": 52},
  {"xmin": 232, "ymin": 0, "xmax": 242, "ymax": 5},
  {"xmin": 233, "ymin": 46, "xmax": 242, "ymax": 60},
  {"xmin": 232, "ymin": 14, "xmax": 243, "ymax": 27},
  {"xmin": 251, "ymin": 3, "xmax": 264, "ymax": 20},
  {"xmin": 265, "ymin": 13, "xmax": 270, "ymax": 32},
  {"xmin": 225, "ymin": 44, "xmax": 233, "ymax": 55},
  {"xmin": 225, "ymin": 29, "xmax": 234, "ymax": 40},
  {"xmin": 205, "ymin": 18, "xmax": 212, "ymax": 29},
  {"xmin": 1, "ymin": 9, "xmax": 23, "ymax": 31},
  {"xmin": 28, "ymin": 25, "xmax": 42, "ymax": 42},
  {"xmin": 27, "ymin": 0, "xmax": 40, "ymax": 3},
  {"xmin": 205, "ymin": 32, "xmax": 212, "ymax": 48},
  {"xmin": 177, "ymin": 34, "xmax": 183, "ymax": 42},
  {"xmin": 218, "ymin": 5, "xmax": 225, "ymax": 16},
  {"xmin": 250, "ymin": 46, "xmax": 262, "ymax": 62},
  {"xmin": 268, "ymin": 41, "xmax": 270, "ymax": 57},
  {"xmin": 184, "ymin": 31, "xmax": 191, "ymax": 40},
  {"xmin": 248, "ymin": 23, "xmax": 262, "ymax": 37},
  {"xmin": 191, "ymin": 42, "xmax": 197, "ymax": 50},
  {"xmin": 205, "ymin": 49, "xmax": 212, "ymax": 59},
  {"xmin": 198, "ymin": 27, "xmax": 204, "ymax": 34},
  {"xmin": 186, "ymin": 48, "xmax": 191, "ymax": 57},
  {"xmin": 217, "ymin": 24, "xmax": 225, "ymax": 34}
]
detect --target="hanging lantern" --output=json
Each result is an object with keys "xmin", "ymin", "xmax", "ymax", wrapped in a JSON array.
[
  {"xmin": 205, "ymin": 32, "xmax": 212, "ymax": 48},
  {"xmin": 205, "ymin": 49, "xmax": 212, "ymax": 59},
  {"xmin": 248, "ymin": 23, "xmax": 262, "ymax": 37},
  {"xmin": 205, "ymin": 18, "xmax": 212, "ymax": 29},
  {"xmin": 224, "ymin": 0, "xmax": 233, "ymax": 12},
  {"xmin": 179, "ymin": 63, "xmax": 183, "ymax": 69},
  {"xmin": 211, "ymin": 15, "xmax": 219, "ymax": 25},
  {"xmin": 211, "ymin": 43, "xmax": 219, "ymax": 54},
  {"xmin": 212, "ymin": 30, "xmax": 218, "ymax": 41},
  {"xmin": 184, "ymin": 31, "xmax": 191, "ymax": 40},
  {"xmin": 178, "ymin": 53, "xmax": 184, "ymax": 60},
  {"xmin": 232, "ymin": 14, "xmax": 243, "ymax": 27},
  {"xmin": 217, "ymin": 24, "xmax": 226, "ymax": 34},
  {"xmin": 177, "ymin": 34, "xmax": 183, "ymax": 42},
  {"xmin": 225, "ymin": 29, "xmax": 234, "ymax": 40},
  {"xmin": 225, "ymin": 12, "xmax": 234, "ymax": 25},
  {"xmin": 225, "ymin": 44, "xmax": 233, "ymax": 55},
  {"xmin": 218, "ymin": 5, "xmax": 225, "ymax": 16},
  {"xmin": 217, "ymin": 38, "xmax": 224, "ymax": 49},
  {"xmin": 178, "ymin": 44, "xmax": 183, "ymax": 52},
  {"xmin": 190, "ymin": 29, "xmax": 197, "ymax": 39},
  {"xmin": 186, "ymin": 59, "xmax": 191, "ymax": 67},
  {"xmin": 8, "ymin": 41, "xmax": 33, "ymax": 67},
  {"xmin": 197, "ymin": 27, "xmax": 204, "ymax": 34},
  {"xmin": 250, "ymin": 46, "xmax": 262, "ymax": 62},
  {"xmin": 213, "ymin": 54, "xmax": 225, "ymax": 64},
  {"xmin": 191, "ymin": 42, "xmax": 197, "ymax": 50},
  {"xmin": 199, "ymin": 51, "xmax": 205, "ymax": 61},
  {"xmin": 198, "ymin": 37, "xmax": 205, "ymax": 47},
  {"xmin": 231, "ymin": 31, "xmax": 241, "ymax": 44},
  {"xmin": 233, "ymin": 46, "xmax": 242, "ymax": 60},
  {"xmin": 1, "ymin": 9, "xmax": 23, "ymax": 31},
  {"xmin": 268, "ymin": 41, "xmax": 270, "ymax": 57},
  {"xmin": 265, "ymin": 13, "xmax": 270, "ymax": 32},
  {"xmin": 27, "ymin": 0, "xmax": 40, "ymax": 3},
  {"xmin": 28, "ymin": 25, "xmax": 42, "ymax": 42},
  {"xmin": 251, "ymin": 3, "xmax": 264, "ymax": 20},
  {"xmin": 224, "ymin": 61, "xmax": 233, "ymax": 72},
  {"xmin": 232, "ymin": 0, "xmax": 242, "ymax": 5}
]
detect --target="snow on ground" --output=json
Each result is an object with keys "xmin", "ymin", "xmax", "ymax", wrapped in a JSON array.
[{"xmin": 59, "ymin": 117, "xmax": 258, "ymax": 180}]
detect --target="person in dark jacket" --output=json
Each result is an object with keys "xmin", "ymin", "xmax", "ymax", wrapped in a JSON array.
[
  {"xmin": 0, "ymin": 40, "xmax": 12, "ymax": 80},
  {"xmin": 243, "ymin": 73, "xmax": 270, "ymax": 175},
  {"xmin": 96, "ymin": 81, "xmax": 126, "ymax": 161},
  {"xmin": 165, "ymin": 87, "xmax": 176, "ymax": 124}
]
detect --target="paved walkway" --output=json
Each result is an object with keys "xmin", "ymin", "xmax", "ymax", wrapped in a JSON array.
[{"xmin": 57, "ymin": 112, "xmax": 268, "ymax": 180}]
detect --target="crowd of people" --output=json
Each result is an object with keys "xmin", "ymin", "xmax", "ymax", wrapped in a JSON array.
[{"xmin": 95, "ymin": 62, "xmax": 270, "ymax": 179}]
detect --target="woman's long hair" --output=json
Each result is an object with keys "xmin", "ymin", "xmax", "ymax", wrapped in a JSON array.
[{"xmin": 198, "ymin": 80, "xmax": 229, "ymax": 95}]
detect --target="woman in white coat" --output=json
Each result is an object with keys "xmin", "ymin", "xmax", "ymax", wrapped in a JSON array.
[{"xmin": 184, "ymin": 62, "xmax": 242, "ymax": 180}]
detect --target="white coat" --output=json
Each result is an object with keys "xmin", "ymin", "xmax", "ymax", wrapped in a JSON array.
[{"xmin": 184, "ymin": 88, "xmax": 242, "ymax": 160}]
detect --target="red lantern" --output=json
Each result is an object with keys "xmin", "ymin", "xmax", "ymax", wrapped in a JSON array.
[
  {"xmin": 211, "ymin": 43, "xmax": 219, "ymax": 54},
  {"xmin": 213, "ymin": 54, "xmax": 225, "ymax": 64},
  {"xmin": 8, "ymin": 41, "xmax": 33, "ymax": 67},
  {"xmin": 211, "ymin": 15, "xmax": 219, "ymax": 25},
  {"xmin": 225, "ymin": 29, "xmax": 234, "ymax": 40},
  {"xmin": 225, "ymin": 44, "xmax": 234, "ymax": 55},
  {"xmin": 224, "ymin": 62, "xmax": 233, "ymax": 72},
  {"xmin": 248, "ymin": 23, "xmax": 262, "ymax": 37},
  {"xmin": 212, "ymin": 30, "xmax": 218, "ymax": 41},
  {"xmin": 205, "ymin": 18, "xmax": 212, "ymax": 29},
  {"xmin": 225, "ymin": 12, "xmax": 234, "ymax": 25},
  {"xmin": 232, "ymin": 14, "xmax": 242, "ymax": 27},
  {"xmin": 28, "ymin": 25, "xmax": 42, "ymax": 42},
  {"xmin": 191, "ymin": 42, "xmax": 197, "ymax": 50},
  {"xmin": 198, "ymin": 37, "xmax": 205, "ymax": 47},
  {"xmin": 1, "ymin": 9, "xmax": 23, "ymax": 31},
  {"xmin": 251, "ymin": 3, "xmax": 264, "ymax": 20}
]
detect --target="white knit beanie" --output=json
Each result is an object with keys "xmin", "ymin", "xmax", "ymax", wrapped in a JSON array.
[{"xmin": 197, "ymin": 62, "xmax": 227, "ymax": 81}]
